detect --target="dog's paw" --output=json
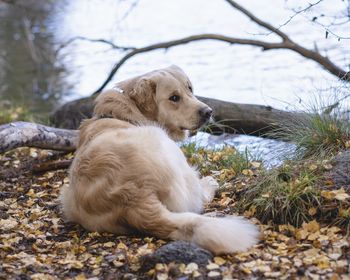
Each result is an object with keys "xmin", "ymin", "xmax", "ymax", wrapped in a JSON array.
[
  {"xmin": 201, "ymin": 176, "xmax": 219, "ymax": 190},
  {"xmin": 201, "ymin": 176, "xmax": 219, "ymax": 202}
]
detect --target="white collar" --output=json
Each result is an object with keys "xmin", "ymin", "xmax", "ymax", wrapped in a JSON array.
[{"xmin": 112, "ymin": 86, "xmax": 124, "ymax": 93}]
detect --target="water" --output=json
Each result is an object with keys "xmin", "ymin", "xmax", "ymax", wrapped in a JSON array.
[
  {"xmin": 0, "ymin": 0, "xmax": 348, "ymax": 161},
  {"xmin": 183, "ymin": 132, "xmax": 296, "ymax": 167}
]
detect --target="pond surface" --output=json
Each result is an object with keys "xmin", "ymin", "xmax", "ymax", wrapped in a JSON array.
[{"xmin": 0, "ymin": 0, "xmax": 348, "ymax": 161}]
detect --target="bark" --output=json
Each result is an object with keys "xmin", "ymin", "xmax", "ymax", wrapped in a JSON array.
[
  {"xmin": 50, "ymin": 95, "xmax": 305, "ymax": 136},
  {"xmin": 197, "ymin": 97, "xmax": 304, "ymax": 135},
  {"xmin": 0, "ymin": 121, "xmax": 78, "ymax": 153}
]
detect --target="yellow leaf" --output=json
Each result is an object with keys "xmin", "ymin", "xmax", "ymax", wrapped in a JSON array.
[
  {"xmin": 242, "ymin": 169, "xmax": 254, "ymax": 176},
  {"xmin": 184, "ymin": 263, "xmax": 198, "ymax": 274},
  {"xmin": 74, "ymin": 274, "xmax": 86, "ymax": 280},
  {"xmin": 321, "ymin": 190, "xmax": 335, "ymax": 200},
  {"xmin": 117, "ymin": 242, "xmax": 128, "ymax": 250},
  {"xmin": 333, "ymin": 189, "xmax": 350, "ymax": 201},
  {"xmin": 214, "ymin": 256, "xmax": 226, "ymax": 265},
  {"xmin": 308, "ymin": 207, "xmax": 317, "ymax": 216},
  {"xmin": 323, "ymin": 163, "xmax": 333, "ymax": 170},
  {"xmin": 157, "ymin": 273, "xmax": 169, "ymax": 280},
  {"xmin": 295, "ymin": 229, "xmax": 308, "ymax": 240},
  {"xmin": 303, "ymin": 220, "xmax": 320, "ymax": 233},
  {"xmin": 250, "ymin": 161, "xmax": 261, "ymax": 168},
  {"xmin": 206, "ymin": 262, "xmax": 220, "ymax": 270},
  {"xmin": 103, "ymin": 242, "xmax": 115, "ymax": 248},
  {"xmin": 208, "ymin": 271, "xmax": 221, "ymax": 277},
  {"xmin": 308, "ymin": 164, "xmax": 318, "ymax": 171},
  {"xmin": 0, "ymin": 218, "xmax": 18, "ymax": 230},
  {"xmin": 113, "ymin": 260, "xmax": 124, "ymax": 267}
]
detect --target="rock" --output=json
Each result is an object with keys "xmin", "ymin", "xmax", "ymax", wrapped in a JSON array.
[
  {"xmin": 140, "ymin": 241, "xmax": 213, "ymax": 271},
  {"xmin": 325, "ymin": 150, "xmax": 350, "ymax": 190}
]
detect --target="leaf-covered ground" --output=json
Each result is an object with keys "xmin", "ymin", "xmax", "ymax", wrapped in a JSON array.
[{"xmin": 0, "ymin": 147, "xmax": 349, "ymax": 280}]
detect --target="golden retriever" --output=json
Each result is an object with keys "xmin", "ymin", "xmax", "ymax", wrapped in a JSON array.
[{"xmin": 60, "ymin": 65, "xmax": 259, "ymax": 254}]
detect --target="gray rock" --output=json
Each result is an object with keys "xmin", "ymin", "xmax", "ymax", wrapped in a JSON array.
[
  {"xmin": 325, "ymin": 150, "xmax": 350, "ymax": 190},
  {"xmin": 140, "ymin": 241, "xmax": 212, "ymax": 271}
]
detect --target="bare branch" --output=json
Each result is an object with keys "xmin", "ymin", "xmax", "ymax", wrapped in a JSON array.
[
  {"xmin": 92, "ymin": 34, "xmax": 284, "ymax": 94},
  {"xmin": 224, "ymin": 0, "xmax": 290, "ymax": 41},
  {"xmin": 276, "ymin": 0, "xmax": 323, "ymax": 34},
  {"xmin": 55, "ymin": 36, "xmax": 135, "ymax": 56},
  {"xmin": 311, "ymin": 20, "xmax": 350, "ymax": 40},
  {"xmin": 93, "ymin": 32, "xmax": 350, "ymax": 94}
]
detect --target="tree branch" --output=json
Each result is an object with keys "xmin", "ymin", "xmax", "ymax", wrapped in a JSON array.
[
  {"xmin": 92, "ymin": 34, "xmax": 285, "ymax": 94},
  {"xmin": 0, "ymin": 122, "xmax": 78, "ymax": 153},
  {"xmin": 93, "ymin": 31, "xmax": 350, "ymax": 94},
  {"xmin": 224, "ymin": 0, "xmax": 290, "ymax": 41},
  {"xmin": 55, "ymin": 36, "xmax": 136, "ymax": 56}
]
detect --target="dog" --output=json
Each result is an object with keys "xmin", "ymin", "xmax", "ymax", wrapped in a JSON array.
[{"xmin": 60, "ymin": 65, "xmax": 259, "ymax": 254}]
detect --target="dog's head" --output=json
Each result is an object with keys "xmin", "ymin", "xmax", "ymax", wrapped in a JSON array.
[{"xmin": 94, "ymin": 65, "xmax": 212, "ymax": 141}]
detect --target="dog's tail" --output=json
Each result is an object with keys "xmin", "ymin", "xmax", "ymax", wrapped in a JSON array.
[{"xmin": 125, "ymin": 194, "xmax": 259, "ymax": 254}]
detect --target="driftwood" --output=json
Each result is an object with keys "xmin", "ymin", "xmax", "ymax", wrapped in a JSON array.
[
  {"xmin": 0, "ymin": 121, "xmax": 78, "ymax": 154},
  {"xmin": 50, "ymin": 95, "xmax": 304, "ymax": 135}
]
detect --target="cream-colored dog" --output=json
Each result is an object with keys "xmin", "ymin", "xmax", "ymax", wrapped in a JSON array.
[{"xmin": 60, "ymin": 65, "xmax": 259, "ymax": 254}]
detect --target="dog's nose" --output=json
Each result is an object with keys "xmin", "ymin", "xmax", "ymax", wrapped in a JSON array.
[{"xmin": 199, "ymin": 107, "xmax": 213, "ymax": 120}]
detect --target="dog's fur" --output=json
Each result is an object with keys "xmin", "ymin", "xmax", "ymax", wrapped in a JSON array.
[{"xmin": 60, "ymin": 65, "xmax": 259, "ymax": 254}]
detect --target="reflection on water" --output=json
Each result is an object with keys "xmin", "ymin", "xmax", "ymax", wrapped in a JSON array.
[{"xmin": 0, "ymin": 0, "xmax": 71, "ymax": 115}]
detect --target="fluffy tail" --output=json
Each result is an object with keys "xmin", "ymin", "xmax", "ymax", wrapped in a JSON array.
[{"xmin": 125, "ymin": 195, "xmax": 259, "ymax": 254}]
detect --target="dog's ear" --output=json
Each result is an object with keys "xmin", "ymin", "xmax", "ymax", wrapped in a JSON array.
[{"xmin": 128, "ymin": 78, "xmax": 157, "ymax": 119}]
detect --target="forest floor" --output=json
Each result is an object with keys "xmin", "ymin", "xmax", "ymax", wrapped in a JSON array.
[{"xmin": 0, "ymin": 147, "xmax": 349, "ymax": 280}]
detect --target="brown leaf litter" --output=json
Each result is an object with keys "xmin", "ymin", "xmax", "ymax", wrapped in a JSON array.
[{"xmin": 0, "ymin": 148, "xmax": 349, "ymax": 279}]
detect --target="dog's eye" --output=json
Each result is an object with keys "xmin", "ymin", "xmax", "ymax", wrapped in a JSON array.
[
  {"xmin": 169, "ymin": 95, "xmax": 180, "ymax": 102},
  {"xmin": 188, "ymin": 85, "xmax": 193, "ymax": 92}
]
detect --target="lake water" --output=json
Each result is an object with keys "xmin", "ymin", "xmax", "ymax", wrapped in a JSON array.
[{"xmin": 0, "ymin": 0, "xmax": 348, "ymax": 162}]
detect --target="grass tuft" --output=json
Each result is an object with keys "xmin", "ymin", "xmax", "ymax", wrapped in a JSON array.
[
  {"xmin": 0, "ymin": 102, "xmax": 34, "ymax": 124},
  {"xmin": 271, "ymin": 113, "xmax": 350, "ymax": 159},
  {"xmin": 236, "ymin": 160, "xmax": 350, "ymax": 229},
  {"xmin": 181, "ymin": 143, "xmax": 259, "ymax": 183},
  {"xmin": 269, "ymin": 87, "xmax": 350, "ymax": 159}
]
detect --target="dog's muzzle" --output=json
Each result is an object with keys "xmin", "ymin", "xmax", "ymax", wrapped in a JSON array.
[{"xmin": 198, "ymin": 106, "xmax": 213, "ymax": 126}]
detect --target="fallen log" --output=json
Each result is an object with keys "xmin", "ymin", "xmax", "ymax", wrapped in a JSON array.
[
  {"xmin": 0, "ymin": 121, "xmax": 78, "ymax": 154},
  {"xmin": 50, "ymin": 95, "xmax": 305, "ymax": 136},
  {"xmin": 0, "ymin": 96, "xmax": 307, "ymax": 154}
]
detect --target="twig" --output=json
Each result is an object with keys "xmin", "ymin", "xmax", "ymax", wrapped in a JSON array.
[
  {"xmin": 224, "ymin": 0, "xmax": 290, "ymax": 41},
  {"xmin": 276, "ymin": 0, "xmax": 324, "ymax": 34},
  {"xmin": 32, "ymin": 159, "xmax": 73, "ymax": 173},
  {"xmin": 55, "ymin": 36, "xmax": 135, "ymax": 56}
]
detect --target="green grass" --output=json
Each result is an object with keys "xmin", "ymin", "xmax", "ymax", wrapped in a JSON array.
[
  {"xmin": 0, "ymin": 102, "xmax": 35, "ymax": 125},
  {"xmin": 272, "ymin": 113, "xmax": 350, "ymax": 159},
  {"xmin": 181, "ymin": 143, "xmax": 260, "ymax": 183},
  {"xmin": 237, "ymin": 162, "xmax": 321, "ymax": 226},
  {"xmin": 269, "ymin": 89, "xmax": 350, "ymax": 159},
  {"xmin": 236, "ymin": 160, "xmax": 350, "ymax": 229}
]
